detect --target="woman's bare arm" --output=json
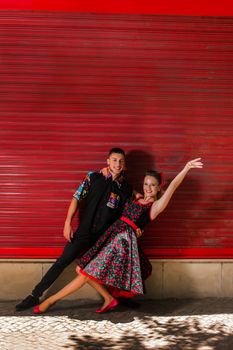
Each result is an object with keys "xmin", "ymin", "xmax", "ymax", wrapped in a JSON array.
[{"xmin": 150, "ymin": 158, "xmax": 203, "ymax": 220}]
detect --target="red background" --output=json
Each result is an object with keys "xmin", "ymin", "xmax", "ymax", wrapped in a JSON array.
[
  {"xmin": 0, "ymin": 2, "xmax": 233, "ymax": 259},
  {"xmin": 0, "ymin": 0, "xmax": 233, "ymax": 16}
]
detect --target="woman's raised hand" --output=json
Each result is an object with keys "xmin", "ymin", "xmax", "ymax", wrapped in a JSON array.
[
  {"xmin": 150, "ymin": 157, "xmax": 203, "ymax": 220},
  {"xmin": 185, "ymin": 158, "xmax": 203, "ymax": 170}
]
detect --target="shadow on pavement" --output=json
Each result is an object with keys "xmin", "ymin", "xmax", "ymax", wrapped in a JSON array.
[
  {"xmin": 3, "ymin": 299, "xmax": 233, "ymax": 349},
  {"xmin": 65, "ymin": 316, "xmax": 233, "ymax": 350},
  {"xmin": 8, "ymin": 298, "xmax": 233, "ymax": 321}
]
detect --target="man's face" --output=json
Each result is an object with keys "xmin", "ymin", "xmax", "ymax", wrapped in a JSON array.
[{"xmin": 107, "ymin": 153, "xmax": 126, "ymax": 177}]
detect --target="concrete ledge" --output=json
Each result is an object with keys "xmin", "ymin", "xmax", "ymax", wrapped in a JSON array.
[{"xmin": 0, "ymin": 260, "xmax": 233, "ymax": 300}]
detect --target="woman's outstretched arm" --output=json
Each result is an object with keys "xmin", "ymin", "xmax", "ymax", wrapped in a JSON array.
[{"xmin": 150, "ymin": 158, "xmax": 203, "ymax": 220}]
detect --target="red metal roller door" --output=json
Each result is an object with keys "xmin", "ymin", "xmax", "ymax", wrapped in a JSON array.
[{"xmin": 0, "ymin": 11, "xmax": 232, "ymax": 258}]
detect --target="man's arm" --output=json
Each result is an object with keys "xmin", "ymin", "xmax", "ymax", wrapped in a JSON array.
[
  {"xmin": 63, "ymin": 197, "xmax": 79, "ymax": 242},
  {"xmin": 63, "ymin": 171, "xmax": 93, "ymax": 242}
]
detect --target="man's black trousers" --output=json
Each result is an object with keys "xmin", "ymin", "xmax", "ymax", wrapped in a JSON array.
[{"xmin": 32, "ymin": 234, "xmax": 91, "ymax": 298}]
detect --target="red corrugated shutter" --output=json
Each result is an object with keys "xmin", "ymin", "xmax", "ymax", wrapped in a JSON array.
[{"xmin": 0, "ymin": 11, "xmax": 232, "ymax": 258}]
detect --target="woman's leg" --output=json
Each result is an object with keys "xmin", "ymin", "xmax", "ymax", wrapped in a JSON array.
[
  {"xmin": 87, "ymin": 278, "xmax": 114, "ymax": 308},
  {"xmin": 76, "ymin": 266, "xmax": 114, "ymax": 309},
  {"xmin": 37, "ymin": 267, "xmax": 115, "ymax": 313},
  {"xmin": 37, "ymin": 273, "xmax": 89, "ymax": 312}
]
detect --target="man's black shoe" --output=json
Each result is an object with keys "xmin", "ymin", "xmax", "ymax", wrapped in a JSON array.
[
  {"xmin": 118, "ymin": 298, "xmax": 140, "ymax": 309},
  {"xmin": 15, "ymin": 295, "xmax": 40, "ymax": 311}
]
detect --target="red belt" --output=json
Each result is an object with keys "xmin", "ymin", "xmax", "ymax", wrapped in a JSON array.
[{"xmin": 120, "ymin": 216, "xmax": 138, "ymax": 232}]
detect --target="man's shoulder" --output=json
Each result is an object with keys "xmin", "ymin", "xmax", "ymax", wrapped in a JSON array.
[
  {"xmin": 83, "ymin": 170, "xmax": 101, "ymax": 176},
  {"xmin": 85, "ymin": 171, "xmax": 104, "ymax": 182},
  {"xmin": 121, "ymin": 178, "xmax": 131, "ymax": 186},
  {"xmin": 120, "ymin": 178, "xmax": 133, "ymax": 193}
]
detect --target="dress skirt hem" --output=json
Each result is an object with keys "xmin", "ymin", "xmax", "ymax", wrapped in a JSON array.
[{"xmin": 79, "ymin": 268, "xmax": 140, "ymax": 298}]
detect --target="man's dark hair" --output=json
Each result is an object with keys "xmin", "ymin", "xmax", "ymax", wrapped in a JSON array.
[{"xmin": 108, "ymin": 148, "xmax": 125, "ymax": 157}]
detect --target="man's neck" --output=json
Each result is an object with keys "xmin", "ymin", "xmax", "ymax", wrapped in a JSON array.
[
  {"xmin": 109, "ymin": 169, "xmax": 122, "ymax": 181},
  {"xmin": 111, "ymin": 173, "xmax": 120, "ymax": 181}
]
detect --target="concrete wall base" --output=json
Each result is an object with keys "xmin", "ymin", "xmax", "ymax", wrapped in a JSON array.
[{"xmin": 0, "ymin": 259, "xmax": 232, "ymax": 301}]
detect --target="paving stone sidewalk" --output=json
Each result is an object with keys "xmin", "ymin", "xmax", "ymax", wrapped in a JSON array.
[{"xmin": 0, "ymin": 298, "xmax": 233, "ymax": 350}]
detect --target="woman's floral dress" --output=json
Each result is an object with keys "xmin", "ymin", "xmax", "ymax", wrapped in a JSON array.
[{"xmin": 78, "ymin": 200, "xmax": 152, "ymax": 297}]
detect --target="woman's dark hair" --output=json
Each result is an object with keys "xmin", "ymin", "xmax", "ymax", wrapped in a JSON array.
[
  {"xmin": 108, "ymin": 147, "xmax": 125, "ymax": 157},
  {"xmin": 145, "ymin": 170, "xmax": 162, "ymax": 185}
]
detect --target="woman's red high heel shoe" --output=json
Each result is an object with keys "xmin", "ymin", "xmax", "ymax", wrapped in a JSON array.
[
  {"xmin": 95, "ymin": 298, "xmax": 118, "ymax": 314},
  {"xmin": 33, "ymin": 305, "xmax": 43, "ymax": 314},
  {"xmin": 33, "ymin": 301, "xmax": 56, "ymax": 314}
]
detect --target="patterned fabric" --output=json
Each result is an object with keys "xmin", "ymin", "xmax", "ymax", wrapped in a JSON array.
[
  {"xmin": 103, "ymin": 168, "xmax": 125, "ymax": 188},
  {"xmin": 73, "ymin": 171, "xmax": 125, "ymax": 201},
  {"xmin": 73, "ymin": 171, "xmax": 93, "ymax": 201},
  {"xmin": 77, "ymin": 200, "xmax": 152, "ymax": 296}
]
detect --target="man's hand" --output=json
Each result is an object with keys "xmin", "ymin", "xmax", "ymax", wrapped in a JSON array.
[
  {"xmin": 136, "ymin": 228, "xmax": 143, "ymax": 238},
  {"xmin": 135, "ymin": 192, "xmax": 143, "ymax": 200},
  {"xmin": 63, "ymin": 221, "xmax": 74, "ymax": 242},
  {"xmin": 100, "ymin": 166, "xmax": 110, "ymax": 178}
]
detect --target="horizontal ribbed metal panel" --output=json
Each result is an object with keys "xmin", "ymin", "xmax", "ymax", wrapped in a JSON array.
[
  {"xmin": 1, "ymin": 0, "xmax": 233, "ymax": 17},
  {"xmin": 0, "ymin": 11, "xmax": 232, "ymax": 258}
]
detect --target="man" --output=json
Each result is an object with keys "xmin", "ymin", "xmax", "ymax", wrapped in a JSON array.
[{"xmin": 16, "ymin": 148, "xmax": 133, "ymax": 311}]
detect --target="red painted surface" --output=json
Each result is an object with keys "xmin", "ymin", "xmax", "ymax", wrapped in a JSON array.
[
  {"xmin": 0, "ymin": 248, "xmax": 233, "ymax": 260},
  {"xmin": 0, "ymin": 11, "xmax": 233, "ymax": 259},
  {"xmin": 0, "ymin": 0, "xmax": 233, "ymax": 16}
]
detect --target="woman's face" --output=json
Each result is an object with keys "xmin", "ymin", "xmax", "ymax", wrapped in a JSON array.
[{"xmin": 143, "ymin": 175, "xmax": 160, "ymax": 199}]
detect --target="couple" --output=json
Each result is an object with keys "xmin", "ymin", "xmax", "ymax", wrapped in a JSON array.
[{"xmin": 16, "ymin": 148, "xmax": 203, "ymax": 313}]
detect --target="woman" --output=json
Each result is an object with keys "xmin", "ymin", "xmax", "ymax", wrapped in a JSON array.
[{"xmin": 34, "ymin": 158, "xmax": 203, "ymax": 314}]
